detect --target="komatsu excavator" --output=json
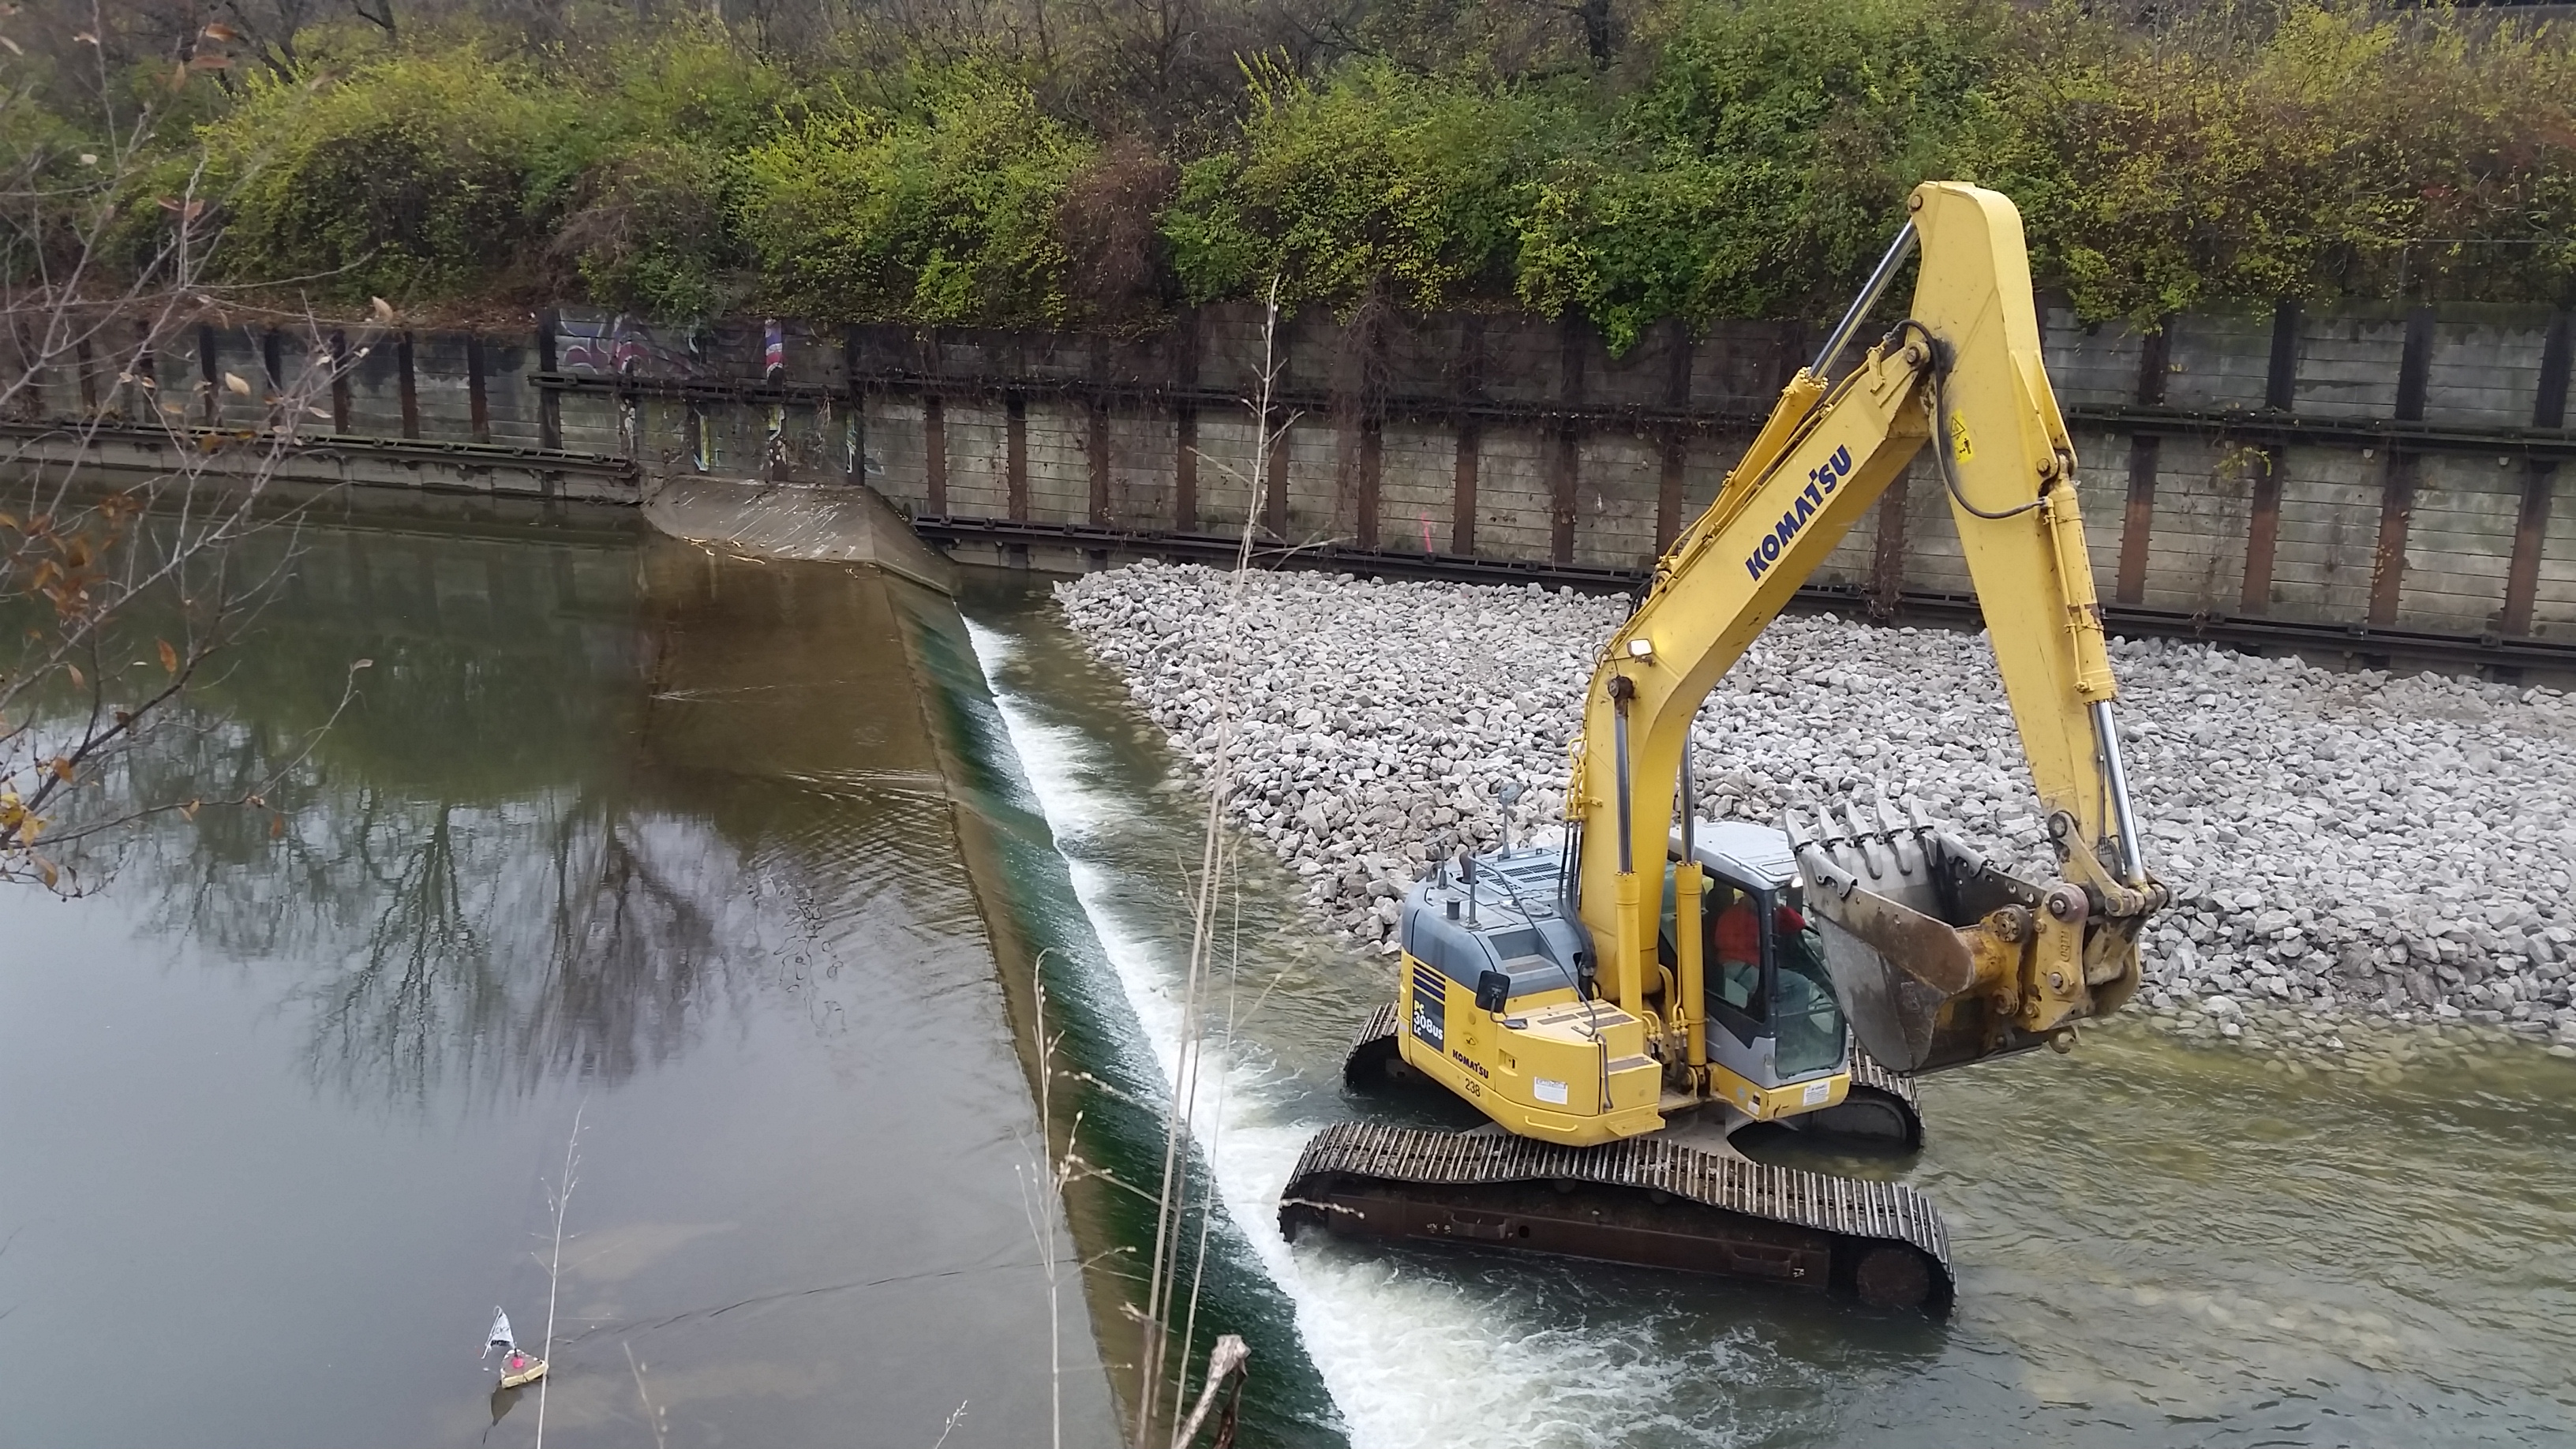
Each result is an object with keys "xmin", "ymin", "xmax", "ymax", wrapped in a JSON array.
[{"xmin": 1279, "ymin": 183, "xmax": 2169, "ymax": 1313}]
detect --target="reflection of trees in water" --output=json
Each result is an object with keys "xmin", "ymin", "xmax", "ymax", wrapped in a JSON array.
[
  {"xmin": 108, "ymin": 708, "xmax": 766, "ymax": 1112},
  {"xmin": 51, "ymin": 529, "xmax": 957, "ymax": 1114}
]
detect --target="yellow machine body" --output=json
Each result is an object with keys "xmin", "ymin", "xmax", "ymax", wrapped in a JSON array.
[{"xmin": 1392, "ymin": 962, "xmax": 1663, "ymax": 1145}]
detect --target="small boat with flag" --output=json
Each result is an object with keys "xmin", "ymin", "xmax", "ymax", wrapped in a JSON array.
[{"xmin": 485, "ymin": 1309, "xmax": 548, "ymax": 1388}]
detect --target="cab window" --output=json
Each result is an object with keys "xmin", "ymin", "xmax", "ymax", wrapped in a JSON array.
[
  {"xmin": 1706, "ymin": 883, "xmax": 1763, "ymax": 1016},
  {"xmin": 1771, "ymin": 897, "xmax": 1845, "ymax": 1077}
]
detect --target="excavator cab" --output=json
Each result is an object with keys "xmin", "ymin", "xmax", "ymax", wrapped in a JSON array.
[{"xmin": 1661, "ymin": 822, "xmax": 1852, "ymax": 1121}]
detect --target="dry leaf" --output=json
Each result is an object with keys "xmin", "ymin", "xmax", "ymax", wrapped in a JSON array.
[
  {"xmin": 370, "ymin": 297, "xmax": 395, "ymax": 324},
  {"xmin": 157, "ymin": 638, "xmax": 178, "ymax": 675},
  {"xmin": 0, "ymin": 36, "xmax": 23, "ymax": 55},
  {"xmin": 180, "ymin": 799, "xmax": 199, "ymax": 821},
  {"xmin": 73, "ymin": 29, "xmax": 97, "ymax": 44},
  {"xmin": 270, "ymin": 813, "xmax": 285, "ymax": 839},
  {"xmin": 65, "ymin": 664, "xmax": 83, "ymax": 690},
  {"xmin": 201, "ymin": 21, "xmax": 238, "ymax": 39},
  {"xmin": 223, "ymin": 371, "xmax": 251, "ymax": 396},
  {"xmin": 77, "ymin": 152, "xmax": 96, "ymax": 167},
  {"xmin": 188, "ymin": 51, "xmax": 230, "ymax": 70},
  {"xmin": 167, "ymin": 60, "xmax": 187, "ymax": 91},
  {"xmin": 37, "ymin": 858, "xmax": 56, "ymax": 889},
  {"xmin": 352, "ymin": 657, "xmax": 374, "ymax": 670},
  {"xmin": 49, "ymin": 757, "xmax": 71, "ymax": 781},
  {"xmin": 307, "ymin": 406, "xmax": 330, "ymax": 420}
]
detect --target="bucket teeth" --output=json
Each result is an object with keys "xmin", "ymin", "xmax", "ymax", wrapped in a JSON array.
[
  {"xmin": 1784, "ymin": 790, "xmax": 1953, "ymax": 902},
  {"xmin": 1873, "ymin": 796, "xmax": 1915, "ymax": 876}
]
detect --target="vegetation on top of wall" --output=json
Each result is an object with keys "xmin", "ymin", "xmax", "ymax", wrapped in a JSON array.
[
  {"xmin": 14, "ymin": 0, "xmax": 2575, "ymax": 343},
  {"xmin": 732, "ymin": 68, "xmax": 1095, "ymax": 324}
]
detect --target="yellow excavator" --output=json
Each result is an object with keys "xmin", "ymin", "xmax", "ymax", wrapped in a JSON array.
[{"xmin": 1279, "ymin": 183, "xmax": 2170, "ymax": 1313}]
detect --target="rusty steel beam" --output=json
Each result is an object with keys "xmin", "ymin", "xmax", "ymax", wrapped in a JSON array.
[
  {"xmin": 2115, "ymin": 320, "xmax": 2173, "ymax": 605},
  {"xmin": 924, "ymin": 394, "xmax": 947, "ymax": 515},
  {"xmin": 537, "ymin": 314, "xmax": 562, "ymax": 451},
  {"xmin": 466, "ymin": 335, "xmax": 491, "ymax": 444},
  {"xmin": 2368, "ymin": 305, "xmax": 2439, "ymax": 627},
  {"xmin": 1174, "ymin": 406, "xmax": 1198, "ymax": 533},
  {"xmin": 2238, "ymin": 303, "xmax": 2302, "ymax": 612},
  {"xmin": 1355, "ymin": 418, "xmax": 1383, "ymax": 549},
  {"xmin": 1657, "ymin": 321, "xmax": 1696, "ymax": 551},
  {"xmin": 2503, "ymin": 310, "xmax": 2571, "ymax": 636},
  {"xmin": 330, "ymin": 331, "xmax": 353, "ymax": 434},
  {"xmin": 1870, "ymin": 470, "xmax": 1911, "ymax": 620},
  {"xmin": 1550, "ymin": 425, "xmax": 1579, "ymax": 564},
  {"xmin": 1005, "ymin": 395, "xmax": 1028, "ymax": 522},
  {"xmin": 1086, "ymin": 399, "xmax": 1110, "ymax": 526},
  {"xmin": 396, "ymin": 331, "xmax": 420, "ymax": 439},
  {"xmin": 1452, "ymin": 317, "xmax": 1485, "ymax": 556}
]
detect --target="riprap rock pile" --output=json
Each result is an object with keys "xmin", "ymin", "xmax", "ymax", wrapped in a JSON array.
[{"xmin": 1058, "ymin": 560, "xmax": 2576, "ymax": 1039}]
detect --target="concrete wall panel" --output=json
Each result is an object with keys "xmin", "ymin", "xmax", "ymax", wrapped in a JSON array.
[{"xmin": 2263, "ymin": 446, "xmax": 2383, "ymax": 619}]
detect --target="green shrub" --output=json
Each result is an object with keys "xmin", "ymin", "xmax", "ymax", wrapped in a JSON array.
[
  {"xmin": 598, "ymin": 27, "xmax": 805, "ymax": 157},
  {"xmin": 731, "ymin": 67, "xmax": 1092, "ymax": 324},
  {"xmin": 184, "ymin": 51, "xmax": 591, "ymax": 300},
  {"xmin": 73, "ymin": 4, "xmax": 2576, "ymax": 328},
  {"xmin": 1162, "ymin": 60, "xmax": 1576, "ymax": 315},
  {"xmin": 1994, "ymin": 3, "xmax": 2576, "ymax": 320},
  {"xmin": 552, "ymin": 142, "xmax": 740, "ymax": 318},
  {"xmin": 541, "ymin": 30, "xmax": 803, "ymax": 320},
  {"xmin": 1515, "ymin": 0, "xmax": 2008, "ymax": 349}
]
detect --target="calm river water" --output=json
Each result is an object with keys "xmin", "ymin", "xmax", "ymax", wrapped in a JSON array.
[{"xmin": 2, "ymin": 504, "xmax": 2570, "ymax": 1448}]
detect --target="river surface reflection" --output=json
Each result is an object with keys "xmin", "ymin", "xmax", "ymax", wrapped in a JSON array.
[
  {"xmin": 9, "ymin": 505, "xmax": 2570, "ymax": 1449},
  {"xmin": 0, "ymin": 512, "xmax": 1114, "ymax": 1447}
]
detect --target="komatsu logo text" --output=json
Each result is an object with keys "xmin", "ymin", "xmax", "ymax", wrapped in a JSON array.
[{"xmin": 1743, "ymin": 445, "xmax": 1853, "ymax": 581}]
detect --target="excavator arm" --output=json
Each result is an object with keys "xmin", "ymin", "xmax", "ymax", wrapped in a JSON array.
[{"xmin": 1568, "ymin": 182, "xmax": 2166, "ymax": 1078}]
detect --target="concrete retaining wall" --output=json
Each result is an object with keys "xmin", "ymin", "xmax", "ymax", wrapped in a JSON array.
[{"xmin": 18, "ymin": 301, "xmax": 2574, "ymax": 647}]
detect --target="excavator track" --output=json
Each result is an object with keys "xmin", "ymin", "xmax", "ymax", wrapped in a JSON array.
[
  {"xmin": 1303, "ymin": 1009, "xmax": 1953, "ymax": 1312},
  {"xmin": 1279, "ymin": 1120, "xmax": 1954, "ymax": 1312}
]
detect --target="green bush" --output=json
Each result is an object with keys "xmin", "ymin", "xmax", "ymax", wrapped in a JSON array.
[
  {"xmin": 1515, "ymin": 0, "xmax": 2009, "ymax": 350},
  {"xmin": 597, "ymin": 27, "xmax": 805, "ymax": 157},
  {"xmin": 731, "ymin": 67, "xmax": 1093, "ymax": 324},
  {"xmin": 1162, "ymin": 60, "xmax": 1576, "ymax": 315},
  {"xmin": 182, "ymin": 51, "xmax": 591, "ymax": 300},
  {"xmin": 541, "ymin": 30, "xmax": 803, "ymax": 319},
  {"xmin": 552, "ymin": 142, "xmax": 740, "ymax": 319},
  {"xmin": 66, "ymin": 2, "xmax": 2576, "ymax": 329},
  {"xmin": 1993, "ymin": 3, "xmax": 2576, "ymax": 320}
]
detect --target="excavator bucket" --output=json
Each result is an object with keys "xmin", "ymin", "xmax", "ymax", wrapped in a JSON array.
[{"xmin": 1784, "ymin": 799, "xmax": 2109, "ymax": 1075}]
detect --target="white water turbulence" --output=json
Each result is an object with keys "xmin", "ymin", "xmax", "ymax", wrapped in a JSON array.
[{"xmin": 965, "ymin": 617, "xmax": 1773, "ymax": 1449}]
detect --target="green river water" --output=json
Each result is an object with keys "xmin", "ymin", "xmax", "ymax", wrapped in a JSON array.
[{"xmin": 0, "ymin": 503, "xmax": 2567, "ymax": 1447}]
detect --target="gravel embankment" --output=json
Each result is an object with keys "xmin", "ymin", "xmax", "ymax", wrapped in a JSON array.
[{"xmin": 1058, "ymin": 560, "xmax": 2576, "ymax": 1043}]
